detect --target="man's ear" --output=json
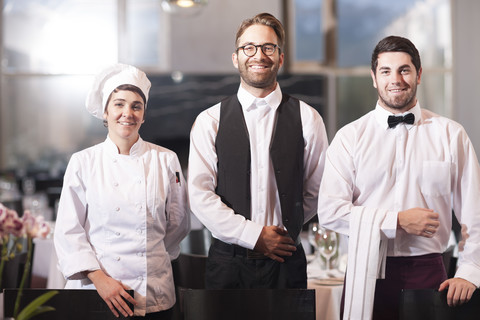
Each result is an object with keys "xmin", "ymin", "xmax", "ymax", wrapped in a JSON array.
[
  {"xmin": 416, "ymin": 67, "xmax": 423, "ymax": 85},
  {"xmin": 232, "ymin": 52, "xmax": 239, "ymax": 69},
  {"xmin": 370, "ymin": 70, "xmax": 378, "ymax": 89}
]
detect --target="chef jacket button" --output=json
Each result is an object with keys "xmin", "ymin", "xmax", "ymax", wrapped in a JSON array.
[
  {"xmin": 115, "ymin": 207, "xmax": 120, "ymax": 212},
  {"xmin": 137, "ymin": 180, "xmax": 142, "ymax": 184},
  {"xmin": 115, "ymin": 256, "xmax": 120, "ymax": 261},
  {"xmin": 115, "ymin": 232, "xmax": 120, "ymax": 236},
  {"xmin": 137, "ymin": 252, "xmax": 143, "ymax": 257},
  {"xmin": 137, "ymin": 276, "xmax": 143, "ymax": 281},
  {"xmin": 136, "ymin": 229, "xmax": 142, "ymax": 234}
]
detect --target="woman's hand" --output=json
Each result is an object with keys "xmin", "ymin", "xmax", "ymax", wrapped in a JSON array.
[{"xmin": 86, "ymin": 270, "xmax": 137, "ymax": 317}]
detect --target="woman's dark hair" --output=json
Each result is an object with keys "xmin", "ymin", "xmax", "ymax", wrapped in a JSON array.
[
  {"xmin": 103, "ymin": 84, "xmax": 147, "ymax": 127},
  {"xmin": 105, "ymin": 84, "xmax": 147, "ymax": 108}
]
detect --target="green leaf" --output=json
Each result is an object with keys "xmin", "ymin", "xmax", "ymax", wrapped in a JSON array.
[
  {"xmin": 18, "ymin": 306, "xmax": 56, "ymax": 320},
  {"xmin": 16, "ymin": 290, "xmax": 59, "ymax": 320}
]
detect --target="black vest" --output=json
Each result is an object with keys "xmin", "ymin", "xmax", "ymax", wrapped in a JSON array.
[{"xmin": 215, "ymin": 94, "xmax": 304, "ymax": 242}]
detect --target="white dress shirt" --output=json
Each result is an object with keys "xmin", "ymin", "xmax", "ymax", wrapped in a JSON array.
[
  {"xmin": 318, "ymin": 102, "xmax": 480, "ymax": 287},
  {"xmin": 188, "ymin": 84, "xmax": 328, "ymax": 249},
  {"xmin": 54, "ymin": 136, "xmax": 190, "ymax": 316}
]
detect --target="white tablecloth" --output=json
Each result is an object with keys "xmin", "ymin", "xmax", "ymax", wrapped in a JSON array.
[
  {"xmin": 308, "ymin": 278, "xmax": 343, "ymax": 320},
  {"xmin": 32, "ymin": 237, "xmax": 66, "ymax": 289}
]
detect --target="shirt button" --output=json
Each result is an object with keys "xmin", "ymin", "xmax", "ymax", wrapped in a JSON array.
[
  {"xmin": 136, "ymin": 229, "xmax": 142, "ymax": 234},
  {"xmin": 137, "ymin": 252, "xmax": 143, "ymax": 257},
  {"xmin": 137, "ymin": 180, "xmax": 142, "ymax": 184},
  {"xmin": 137, "ymin": 276, "xmax": 143, "ymax": 281},
  {"xmin": 113, "ymin": 182, "xmax": 118, "ymax": 187},
  {"xmin": 113, "ymin": 159, "xmax": 117, "ymax": 163},
  {"xmin": 115, "ymin": 207, "xmax": 120, "ymax": 212},
  {"xmin": 115, "ymin": 256, "xmax": 120, "ymax": 261},
  {"xmin": 115, "ymin": 232, "xmax": 120, "ymax": 236}
]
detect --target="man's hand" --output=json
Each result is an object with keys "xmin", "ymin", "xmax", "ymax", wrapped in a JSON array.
[
  {"xmin": 254, "ymin": 226, "xmax": 297, "ymax": 262},
  {"xmin": 439, "ymin": 278, "xmax": 477, "ymax": 307},
  {"xmin": 87, "ymin": 270, "xmax": 137, "ymax": 317},
  {"xmin": 398, "ymin": 208, "xmax": 439, "ymax": 237}
]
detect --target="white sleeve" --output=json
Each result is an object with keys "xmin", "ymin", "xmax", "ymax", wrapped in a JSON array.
[
  {"xmin": 53, "ymin": 153, "xmax": 101, "ymax": 280},
  {"xmin": 317, "ymin": 127, "xmax": 397, "ymax": 239},
  {"xmin": 164, "ymin": 153, "xmax": 191, "ymax": 260},
  {"xmin": 300, "ymin": 102, "xmax": 329, "ymax": 223},
  {"xmin": 452, "ymin": 128, "xmax": 480, "ymax": 287}
]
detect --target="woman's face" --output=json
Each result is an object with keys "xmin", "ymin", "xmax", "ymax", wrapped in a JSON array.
[{"xmin": 103, "ymin": 89, "xmax": 145, "ymax": 145}]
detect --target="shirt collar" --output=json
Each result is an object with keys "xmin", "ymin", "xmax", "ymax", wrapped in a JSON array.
[
  {"xmin": 374, "ymin": 101, "xmax": 422, "ymax": 130},
  {"xmin": 105, "ymin": 135, "xmax": 145, "ymax": 157},
  {"xmin": 237, "ymin": 83, "xmax": 282, "ymax": 112}
]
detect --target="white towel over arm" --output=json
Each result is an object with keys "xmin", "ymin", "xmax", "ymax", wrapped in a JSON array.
[{"xmin": 343, "ymin": 207, "xmax": 389, "ymax": 320}]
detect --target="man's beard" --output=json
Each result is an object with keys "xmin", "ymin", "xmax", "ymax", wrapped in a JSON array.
[
  {"xmin": 238, "ymin": 60, "xmax": 279, "ymax": 89},
  {"xmin": 378, "ymin": 85, "xmax": 417, "ymax": 111}
]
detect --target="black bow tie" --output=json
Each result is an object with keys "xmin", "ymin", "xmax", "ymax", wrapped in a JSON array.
[{"xmin": 388, "ymin": 113, "xmax": 415, "ymax": 128}]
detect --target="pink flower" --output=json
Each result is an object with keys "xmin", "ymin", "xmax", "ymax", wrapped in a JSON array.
[
  {"xmin": 22, "ymin": 210, "xmax": 50, "ymax": 239},
  {"xmin": 0, "ymin": 203, "xmax": 24, "ymax": 238}
]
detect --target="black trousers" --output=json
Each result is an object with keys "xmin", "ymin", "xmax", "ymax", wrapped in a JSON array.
[
  {"xmin": 132, "ymin": 308, "xmax": 173, "ymax": 320},
  {"xmin": 205, "ymin": 239, "xmax": 307, "ymax": 289}
]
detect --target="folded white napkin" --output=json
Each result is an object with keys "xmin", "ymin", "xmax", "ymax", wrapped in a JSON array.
[{"xmin": 343, "ymin": 207, "xmax": 388, "ymax": 320}]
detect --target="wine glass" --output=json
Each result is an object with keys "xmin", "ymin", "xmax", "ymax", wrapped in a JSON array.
[
  {"xmin": 317, "ymin": 227, "xmax": 338, "ymax": 271},
  {"xmin": 308, "ymin": 222, "xmax": 320, "ymax": 257}
]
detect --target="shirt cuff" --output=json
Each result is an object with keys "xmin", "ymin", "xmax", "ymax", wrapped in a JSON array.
[
  {"xmin": 59, "ymin": 251, "xmax": 101, "ymax": 280},
  {"xmin": 237, "ymin": 220, "xmax": 264, "ymax": 250},
  {"xmin": 455, "ymin": 263, "xmax": 480, "ymax": 288},
  {"xmin": 380, "ymin": 210, "xmax": 398, "ymax": 239}
]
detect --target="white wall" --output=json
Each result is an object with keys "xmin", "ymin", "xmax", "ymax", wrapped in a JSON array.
[
  {"xmin": 452, "ymin": 0, "xmax": 480, "ymax": 152},
  {"xmin": 169, "ymin": 0, "xmax": 283, "ymax": 73}
]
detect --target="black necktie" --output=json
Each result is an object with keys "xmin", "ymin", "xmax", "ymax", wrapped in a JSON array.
[{"xmin": 388, "ymin": 113, "xmax": 415, "ymax": 128}]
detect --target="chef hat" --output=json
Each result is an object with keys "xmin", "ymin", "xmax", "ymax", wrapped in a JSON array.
[{"xmin": 85, "ymin": 63, "xmax": 151, "ymax": 119}]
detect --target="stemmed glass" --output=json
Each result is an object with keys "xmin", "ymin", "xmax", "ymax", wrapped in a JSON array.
[
  {"xmin": 308, "ymin": 222, "xmax": 320, "ymax": 259},
  {"xmin": 317, "ymin": 227, "xmax": 338, "ymax": 271}
]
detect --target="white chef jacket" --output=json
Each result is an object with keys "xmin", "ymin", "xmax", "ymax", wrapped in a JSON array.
[
  {"xmin": 54, "ymin": 136, "xmax": 190, "ymax": 316},
  {"xmin": 188, "ymin": 84, "xmax": 328, "ymax": 249},
  {"xmin": 318, "ymin": 102, "xmax": 480, "ymax": 287}
]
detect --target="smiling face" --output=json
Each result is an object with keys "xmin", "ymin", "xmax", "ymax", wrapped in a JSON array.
[
  {"xmin": 371, "ymin": 51, "xmax": 422, "ymax": 114},
  {"xmin": 103, "ymin": 89, "xmax": 145, "ymax": 149},
  {"xmin": 232, "ymin": 24, "xmax": 284, "ymax": 98}
]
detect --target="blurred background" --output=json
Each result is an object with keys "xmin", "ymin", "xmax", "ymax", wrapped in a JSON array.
[{"xmin": 0, "ymin": 0, "xmax": 478, "ymax": 220}]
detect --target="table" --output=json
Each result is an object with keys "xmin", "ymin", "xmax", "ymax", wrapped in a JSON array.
[
  {"xmin": 301, "ymin": 230, "xmax": 347, "ymax": 320},
  {"xmin": 308, "ymin": 279, "xmax": 343, "ymax": 320},
  {"xmin": 32, "ymin": 237, "xmax": 66, "ymax": 289}
]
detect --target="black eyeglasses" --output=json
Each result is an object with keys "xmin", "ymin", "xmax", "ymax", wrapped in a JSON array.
[{"xmin": 236, "ymin": 43, "xmax": 280, "ymax": 57}]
